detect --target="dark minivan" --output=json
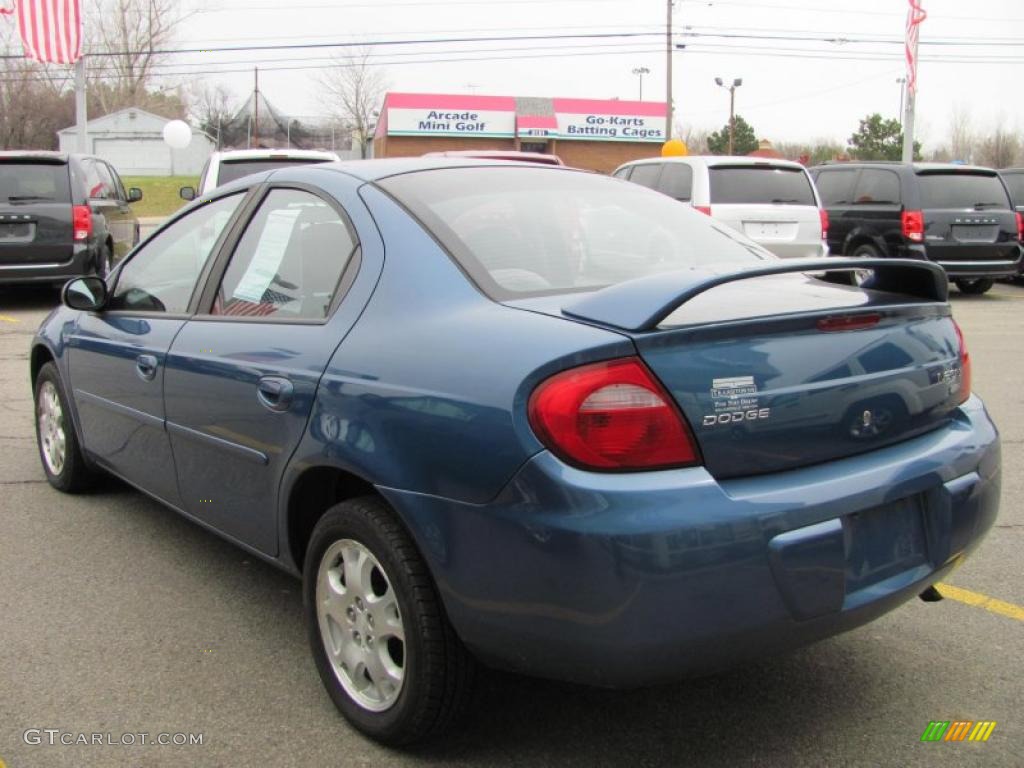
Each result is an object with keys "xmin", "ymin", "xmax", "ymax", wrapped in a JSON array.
[
  {"xmin": 811, "ymin": 162, "xmax": 1022, "ymax": 294},
  {"xmin": 0, "ymin": 152, "xmax": 142, "ymax": 286}
]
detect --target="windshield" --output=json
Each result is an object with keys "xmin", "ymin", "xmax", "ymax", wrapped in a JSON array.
[
  {"xmin": 709, "ymin": 166, "xmax": 817, "ymax": 206},
  {"xmin": 216, "ymin": 158, "xmax": 332, "ymax": 186},
  {"xmin": 0, "ymin": 161, "xmax": 70, "ymax": 203},
  {"xmin": 378, "ymin": 166, "xmax": 772, "ymax": 300},
  {"xmin": 917, "ymin": 171, "xmax": 1011, "ymax": 210}
]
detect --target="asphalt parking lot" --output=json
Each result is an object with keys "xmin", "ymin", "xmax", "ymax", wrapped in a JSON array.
[{"xmin": 0, "ymin": 281, "xmax": 1021, "ymax": 768}]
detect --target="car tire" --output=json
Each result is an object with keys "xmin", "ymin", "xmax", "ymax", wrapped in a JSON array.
[
  {"xmin": 96, "ymin": 244, "xmax": 113, "ymax": 279},
  {"xmin": 848, "ymin": 243, "xmax": 881, "ymax": 284},
  {"xmin": 34, "ymin": 362, "xmax": 96, "ymax": 493},
  {"xmin": 304, "ymin": 495, "xmax": 476, "ymax": 746},
  {"xmin": 955, "ymin": 278, "xmax": 994, "ymax": 295}
]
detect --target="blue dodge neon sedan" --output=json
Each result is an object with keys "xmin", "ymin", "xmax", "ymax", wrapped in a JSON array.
[{"xmin": 31, "ymin": 160, "xmax": 1000, "ymax": 745}]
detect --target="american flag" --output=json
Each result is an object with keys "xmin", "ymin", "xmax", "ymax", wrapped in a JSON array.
[
  {"xmin": 0, "ymin": 0, "xmax": 83, "ymax": 64},
  {"xmin": 905, "ymin": 0, "xmax": 927, "ymax": 96}
]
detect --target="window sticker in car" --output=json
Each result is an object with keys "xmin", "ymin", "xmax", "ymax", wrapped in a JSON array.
[{"xmin": 232, "ymin": 208, "xmax": 302, "ymax": 303}]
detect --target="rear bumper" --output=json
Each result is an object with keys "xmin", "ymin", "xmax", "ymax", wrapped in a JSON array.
[
  {"xmin": 383, "ymin": 395, "xmax": 1000, "ymax": 687},
  {"xmin": 896, "ymin": 243, "xmax": 1023, "ymax": 278},
  {"xmin": 0, "ymin": 243, "xmax": 93, "ymax": 285},
  {"xmin": 759, "ymin": 241, "xmax": 829, "ymax": 260}
]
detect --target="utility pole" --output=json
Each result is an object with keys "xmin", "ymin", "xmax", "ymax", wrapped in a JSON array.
[
  {"xmin": 902, "ymin": 0, "xmax": 926, "ymax": 163},
  {"xmin": 253, "ymin": 66, "xmax": 260, "ymax": 148},
  {"xmin": 74, "ymin": 56, "xmax": 88, "ymax": 152},
  {"xmin": 665, "ymin": 0, "xmax": 673, "ymax": 140}
]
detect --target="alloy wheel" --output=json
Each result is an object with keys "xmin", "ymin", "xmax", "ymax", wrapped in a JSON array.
[
  {"xmin": 316, "ymin": 538, "xmax": 406, "ymax": 712},
  {"xmin": 37, "ymin": 380, "xmax": 66, "ymax": 476}
]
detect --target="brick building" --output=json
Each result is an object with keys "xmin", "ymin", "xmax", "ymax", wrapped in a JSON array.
[{"xmin": 372, "ymin": 92, "xmax": 667, "ymax": 173}]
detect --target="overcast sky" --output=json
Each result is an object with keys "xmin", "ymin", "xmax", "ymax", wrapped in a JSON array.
[{"xmin": 174, "ymin": 0, "xmax": 1021, "ymax": 150}]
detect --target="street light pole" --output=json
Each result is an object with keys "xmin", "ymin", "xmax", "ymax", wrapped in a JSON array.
[
  {"xmin": 896, "ymin": 77, "xmax": 907, "ymax": 128},
  {"xmin": 715, "ymin": 77, "xmax": 743, "ymax": 155},
  {"xmin": 632, "ymin": 66, "xmax": 650, "ymax": 101}
]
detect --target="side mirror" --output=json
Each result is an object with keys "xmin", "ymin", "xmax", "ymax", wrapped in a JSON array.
[
  {"xmin": 127, "ymin": 187, "xmax": 143, "ymax": 203},
  {"xmin": 179, "ymin": 186, "xmax": 196, "ymax": 201},
  {"xmin": 62, "ymin": 277, "xmax": 108, "ymax": 311}
]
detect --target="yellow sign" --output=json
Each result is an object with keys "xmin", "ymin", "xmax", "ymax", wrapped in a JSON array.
[{"xmin": 661, "ymin": 139, "xmax": 688, "ymax": 157}]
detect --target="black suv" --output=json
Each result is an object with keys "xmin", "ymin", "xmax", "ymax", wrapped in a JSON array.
[
  {"xmin": 999, "ymin": 168, "xmax": 1024, "ymax": 214},
  {"xmin": 0, "ymin": 152, "xmax": 142, "ymax": 286},
  {"xmin": 810, "ymin": 162, "xmax": 1022, "ymax": 294}
]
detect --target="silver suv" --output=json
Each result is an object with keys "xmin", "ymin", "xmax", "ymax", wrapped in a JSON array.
[{"xmin": 613, "ymin": 156, "xmax": 828, "ymax": 259}]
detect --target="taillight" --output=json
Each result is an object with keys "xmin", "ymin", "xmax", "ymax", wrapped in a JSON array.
[
  {"xmin": 1016, "ymin": 212, "xmax": 1023, "ymax": 242},
  {"xmin": 953, "ymin": 320, "xmax": 971, "ymax": 404},
  {"xmin": 693, "ymin": 205, "xmax": 712, "ymax": 216},
  {"xmin": 819, "ymin": 208, "xmax": 829, "ymax": 240},
  {"xmin": 528, "ymin": 357, "xmax": 700, "ymax": 471},
  {"xmin": 72, "ymin": 204, "xmax": 92, "ymax": 242},
  {"xmin": 901, "ymin": 209, "xmax": 924, "ymax": 243}
]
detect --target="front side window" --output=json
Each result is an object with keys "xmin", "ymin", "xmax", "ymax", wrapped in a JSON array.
[
  {"xmin": 212, "ymin": 188, "xmax": 358, "ymax": 320},
  {"xmin": 628, "ymin": 163, "xmax": 662, "ymax": 189},
  {"xmin": 378, "ymin": 167, "xmax": 770, "ymax": 300},
  {"xmin": 709, "ymin": 166, "xmax": 816, "ymax": 206},
  {"xmin": 108, "ymin": 193, "xmax": 245, "ymax": 313}
]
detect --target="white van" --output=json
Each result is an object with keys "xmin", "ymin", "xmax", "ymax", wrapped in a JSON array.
[
  {"xmin": 613, "ymin": 156, "xmax": 829, "ymax": 259},
  {"xmin": 181, "ymin": 148, "xmax": 341, "ymax": 199}
]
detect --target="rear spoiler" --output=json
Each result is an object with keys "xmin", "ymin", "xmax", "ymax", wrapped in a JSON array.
[{"xmin": 562, "ymin": 258, "xmax": 948, "ymax": 332}]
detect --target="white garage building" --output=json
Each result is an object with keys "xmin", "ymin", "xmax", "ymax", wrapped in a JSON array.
[{"xmin": 57, "ymin": 108, "xmax": 214, "ymax": 176}]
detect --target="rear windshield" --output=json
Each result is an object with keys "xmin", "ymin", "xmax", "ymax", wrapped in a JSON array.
[
  {"xmin": 378, "ymin": 166, "xmax": 771, "ymax": 300},
  {"xmin": 917, "ymin": 171, "xmax": 1011, "ymax": 210},
  {"xmin": 216, "ymin": 158, "xmax": 331, "ymax": 186},
  {"xmin": 0, "ymin": 161, "xmax": 70, "ymax": 203},
  {"xmin": 1000, "ymin": 173, "xmax": 1024, "ymax": 206},
  {"xmin": 709, "ymin": 166, "xmax": 816, "ymax": 206}
]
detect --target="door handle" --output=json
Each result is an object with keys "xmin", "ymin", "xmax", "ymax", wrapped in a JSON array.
[
  {"xmin": 135, "ymin": 354, "xmax": 158, "ymax": 381},
  {"xmin": 257, "ymin": 376, "xmax": 294, "ymax": 412}
]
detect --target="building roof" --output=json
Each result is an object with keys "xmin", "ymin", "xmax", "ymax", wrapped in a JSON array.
[{"xmin": 57, "ymin": 107, "xmax": 182, "ymax": 135}]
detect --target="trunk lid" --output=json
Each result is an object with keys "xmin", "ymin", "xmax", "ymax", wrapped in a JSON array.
[
  {"xmin": 518, "ymin": 259, "xmax": 963, "ymax": 480},
  {"xmin": 0, "ymin": 157, "xmax": 74, "ymax": 265},
  {"xmin": 916, "ymin": 169, "xmax": 1019, "ymax": 263}
]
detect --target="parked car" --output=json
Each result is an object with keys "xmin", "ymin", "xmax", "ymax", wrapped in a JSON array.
[
  {"xmin": 0, "ymin": 151, "xmax": 142, "ymax": 285},
  {"xmin": 422, "ymin": 149, "xmax": 565, "ymax": 165},
  {"xmin": 33, "ymin": 160, "xmax": 999, "ymax": 746},
  {"xmin": 810, "ymin": 162, "xmax": 1022, "ymax": 294},
  {"xmin": 181, "ymin": 148, "xmax": 341, "ymax": 199},
  {"xmin": 998, "ymin": 167, "xmax": 1024, "ymax": 214},
  {"xmin": 612, "ymin": 156, "xmax": 828, "ymax": 259}
]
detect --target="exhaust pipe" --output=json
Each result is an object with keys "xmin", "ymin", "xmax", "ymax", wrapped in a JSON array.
[{"xmin": 919, "ymin": 585, "xmax": 944, "ymax": 602}]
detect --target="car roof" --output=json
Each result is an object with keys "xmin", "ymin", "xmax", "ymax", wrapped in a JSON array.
[
  {"xmin": 812, "ymin": 160, "xmax": 998, "ymax": 174},
  {"xmin": 621, "ymin": 155, "xmax": 807, "ymax": 171},
  {"xmin": 213, "ymin": 148, "xmax": 340, "ymax": 161},
  {"xmin": 0, "ymin": 150, "xmax": 70, "ymax": 162}
]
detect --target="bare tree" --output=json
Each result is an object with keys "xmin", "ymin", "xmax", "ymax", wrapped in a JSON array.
[
  {"xmin": 675, "ymin": 124, "xmax": 709, "ymax": 155},
  {"xmin": 318, "ymin": 49, "xmax": 387, "ymax": 159},
  {"xmin": 189, "ymin": 82, "xmax": 237, "ymax": 149},
  {"xmin": 0, "ymin": 25, "xmax": 74, "ymax": 148},
  {"xmin": 976, "ymin": 121, "xmax": 1021, "ymax": 169},
  {"xmin": 87, "ymin": 0, "xmax": 190, "ymax": 116},
  {"xmin": 948, "ymin": 104, "xmax": 975, "ymax": 163}
]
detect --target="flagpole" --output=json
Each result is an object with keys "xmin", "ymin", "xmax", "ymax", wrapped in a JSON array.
[
  {"xmin": 902, "ymin": 0, "xmax": 925, "ymax": 163},
  {"xmin": 75, "ymin": 56, "xmax": 88, "ymax": 152}
]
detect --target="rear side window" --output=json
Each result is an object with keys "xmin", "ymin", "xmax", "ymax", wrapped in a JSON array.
[
  {"xmin": 709, "ymin": 166, "xmax": 816, "ymax": 206},
  {"xmin": 378, "ymin": 167, "xmax": 769, "ymax": 300},
  {"xmin": 216, "ymin": 159, "xmax": 330, "ymax": 186},
  {"xmin": 628, "ymin": 164, "xmax": 662, "ymax": 189},
  {"xmin": 814, "ymin": 170, "xmax": 857, "ymax": 205},
  {"xmin": 657, "ymin": 164, "xmax": 693, "ymax": 201},
  {"xmin": 852, "ymin": 169, "xmax": 900, "ymax": 204},
  {"xmin": 917, "ymin": 172, "xmax": 1011, "ymax": 210},
  {"xmin": 213, "ymin": 188, "xmax": 358, "ymax": 320},
  {"xmin": 999, "ymin": 173, "xmax": 1024, "ymax": 207},
  {"xmin": 0, "ymin": 161, "xmax": 70, "ymax": 203}
]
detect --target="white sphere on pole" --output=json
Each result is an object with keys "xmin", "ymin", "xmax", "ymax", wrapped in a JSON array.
[{"xmin": 163, "ymin": 120, "xmax": 192, "ymax": 149}]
